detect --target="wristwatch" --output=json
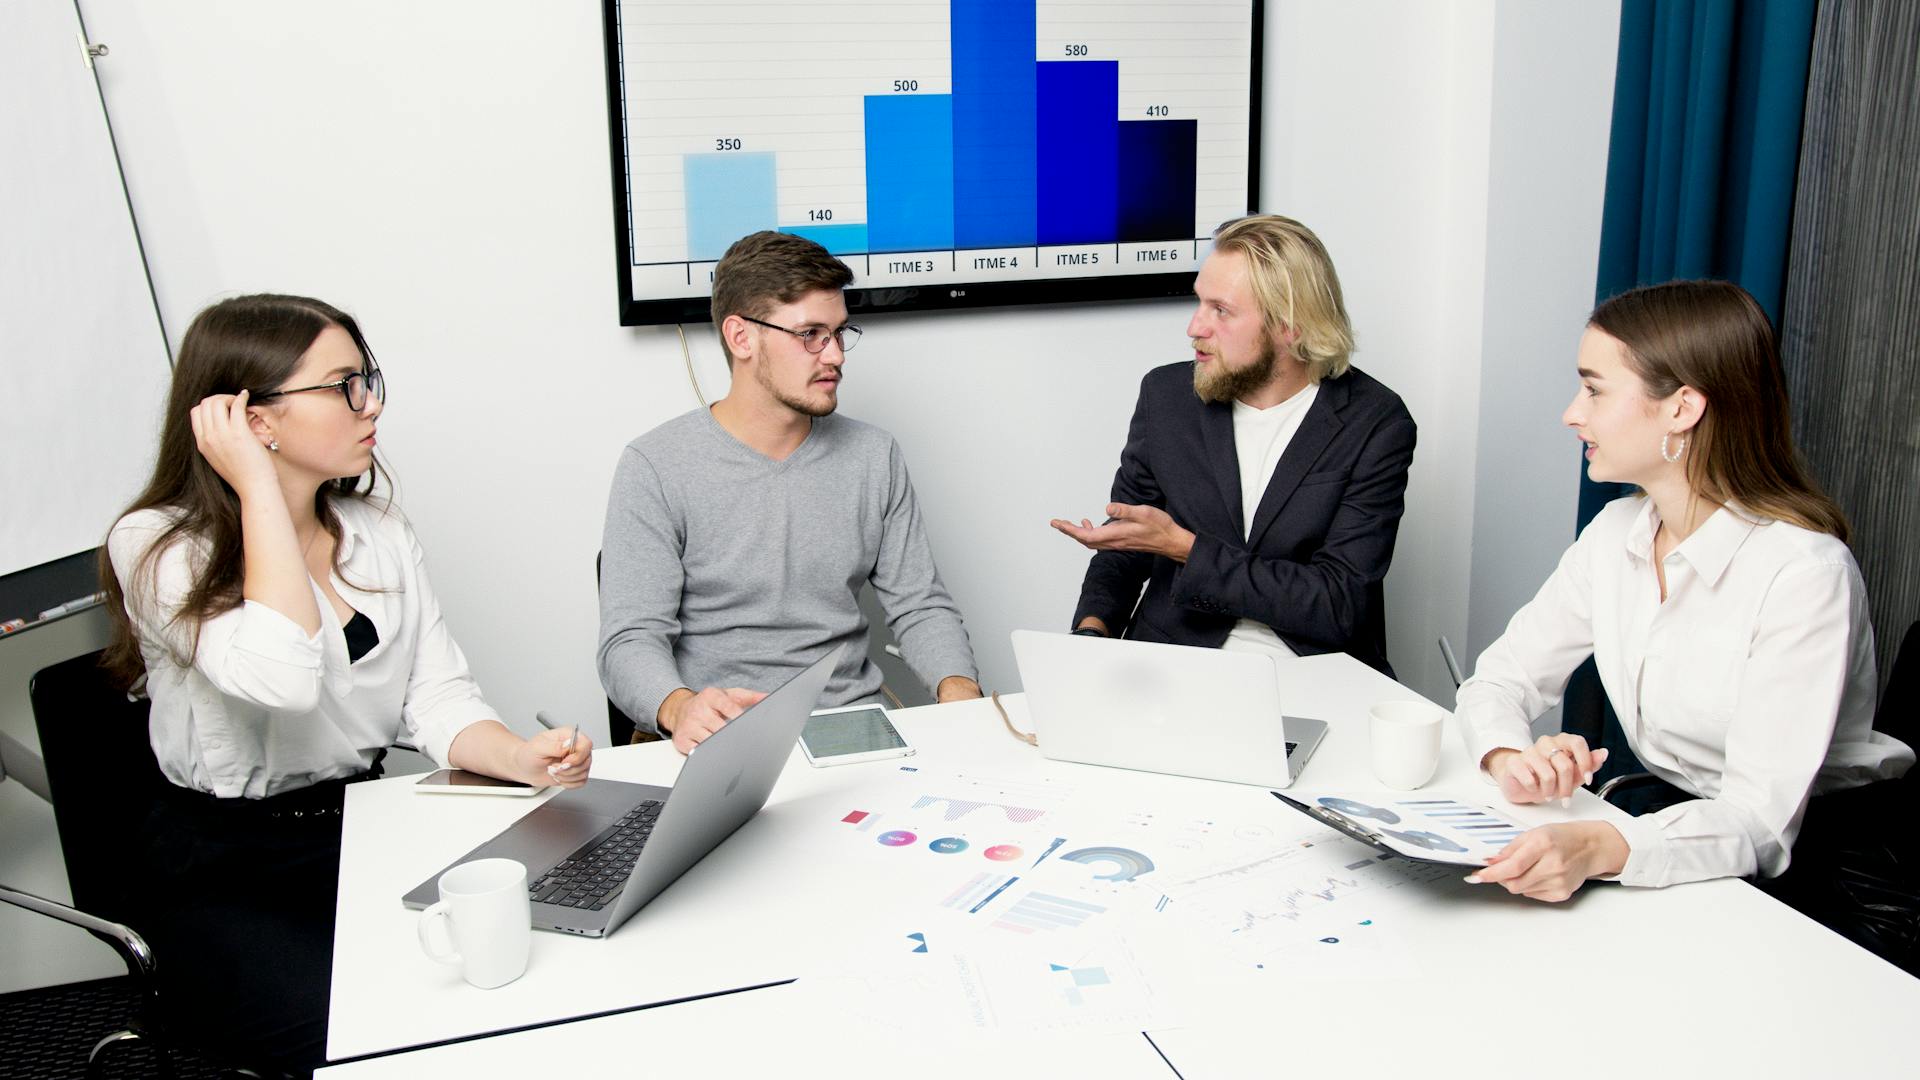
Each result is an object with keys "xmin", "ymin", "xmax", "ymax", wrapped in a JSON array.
[{"xmin": 1071, "ymin": 626, "xmax": 1107, "ymax": 638}]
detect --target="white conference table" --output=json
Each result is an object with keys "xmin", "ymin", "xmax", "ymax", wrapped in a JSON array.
[{"xmin": 325, "ymin": 653, "xmax": 1920, "ymax": 1077}]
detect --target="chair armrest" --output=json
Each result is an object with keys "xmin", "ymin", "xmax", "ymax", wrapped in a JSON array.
[
  {"xmin": 0, "ymin": 731, "xmax": 51, "ymax": 802},
  {"xmin": 0, "ymin": 883, "xmax": 155, "ymax": 979},
  {"xmin": 1596, "ymin": 771, "xmax": 1662, "ymax": 806}
]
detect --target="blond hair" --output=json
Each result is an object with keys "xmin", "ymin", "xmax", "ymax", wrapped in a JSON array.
[{"xmin": 1211, "ymin": 214, "xmax": 1354, "ymax": 383}]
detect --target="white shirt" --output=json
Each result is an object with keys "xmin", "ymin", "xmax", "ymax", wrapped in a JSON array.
[
  {"xmin": 1456, "ymin": 497, "xmax": 1911, "ymax": 887},
  {"xmin": 1220, "ymin": 384, "xmax": 1318, "ymax": 660},
  {"xmin": 108, "ymin": 498, "xmax": 498, "ymax": 798}
]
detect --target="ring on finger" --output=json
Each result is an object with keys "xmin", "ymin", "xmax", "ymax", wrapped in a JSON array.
[{"xmin": 1546, "ymin": 747, "xmax": 1567, "ymax": 758}]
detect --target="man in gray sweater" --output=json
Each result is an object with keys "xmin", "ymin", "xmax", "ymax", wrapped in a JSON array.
[{"xmin": 598, "ymin": 231, "xmax": 981, "ymax": 753}]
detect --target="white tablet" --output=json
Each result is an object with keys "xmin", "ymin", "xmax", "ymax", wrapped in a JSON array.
[{"xmin": 800, "ymin": 704, "xmax": 915, "ymax": 767}]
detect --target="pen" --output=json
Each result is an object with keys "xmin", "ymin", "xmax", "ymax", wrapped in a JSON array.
[
  {"xmin": 37, "ymin": 592, "xmax": 106, "ymax": 621},
  {"xmin": 548, "ymin": 723, "xmax": 577, "ymax": 777}
]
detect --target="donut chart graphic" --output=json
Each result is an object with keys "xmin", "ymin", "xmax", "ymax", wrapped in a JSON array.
[
  {"xmin": 877, "ymin": 830, "xmax": 917, "ymax": 847},
  {"xmin": 1317, "ymin": 797, "xmax": 1401, "ymax": 824},
  {"xmin": 983, "ymin": 844, "xmax": 1023, "ymax": 862},
  {"xmin": 928, "ymin": 837, "xmax": 969, "ymax": 854},
  {"xmin": 1058, "ymin": 846, "xmax": 1156, "ymax": 881}
]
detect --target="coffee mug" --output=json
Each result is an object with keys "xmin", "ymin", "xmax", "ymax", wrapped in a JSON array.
[
  {"xmin": 1369, "ymin": 700, "xmax": 1448, "ymax": 789},
  {"xmin": 417, "ymin": 857, "xmax": 531, "ymax": 989}
]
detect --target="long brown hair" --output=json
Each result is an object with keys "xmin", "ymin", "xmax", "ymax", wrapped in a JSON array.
[
  {"xmin": 1589, "ymin": 280, "xmax": 1849, "ymax": 541},
  {"xmin": 100, "ymin": 294, "xmax": 385, "ymax": 686}
]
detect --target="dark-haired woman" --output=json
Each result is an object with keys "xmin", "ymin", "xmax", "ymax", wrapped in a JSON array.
[
  {"xmin": 1453, "ymin": 281, "xmax": 1915, "ymax": 968},
  {"xmin": 103, "ymin": 294, "xmax": 593, "ymax": 1073}
]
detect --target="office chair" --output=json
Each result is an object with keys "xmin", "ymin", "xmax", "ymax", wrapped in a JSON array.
[
  {"xmin": 1876, "ymin": 619, "xmax": 1917, "ymax": 754},
  {"xmin": 595, "ymin": 552, "xmax": 663, "ymax": 747},
  {"xmin": 6, "ymin": 651, "xmax": 249, "ymax": 1078},
  {"xmin": 29, "ymin": 651, "xmax": 169, "ymax": 922}
]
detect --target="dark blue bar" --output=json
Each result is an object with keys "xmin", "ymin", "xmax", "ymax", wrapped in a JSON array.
[
  {"xmin": 1119, "ymin": 119, "xmax": 1197, "ymax": 243},
  {"xmin": 1036, "ymin": 61, "xmax": 1118, "ymax": 246},
  {"xmin": 864, "ymin": 95, "xmax": 954, "ymax": 253},
  {"xmin": 952, "ymin": 0, "xmax": 1037, "ymax": 248}
]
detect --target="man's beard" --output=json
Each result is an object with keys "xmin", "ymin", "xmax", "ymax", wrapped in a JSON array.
[
  {"xmin": 758, "ymin": 360, "xmax": 839, "ymax": 417},
  {"xmin": 1193, "ymin": 337, "xmax": 1278, "ymax": 404}
]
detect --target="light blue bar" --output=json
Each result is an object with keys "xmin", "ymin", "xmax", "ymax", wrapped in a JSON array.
[
  {"xmin": 780, "ymin": 223, "xmax": 870, "ymax": 255},
  {"xmin": 684, "ymin": 152, "xmax": 776, "ymax": 261}
]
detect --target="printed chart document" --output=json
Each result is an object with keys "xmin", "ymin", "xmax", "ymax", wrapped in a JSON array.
[
  {"xmin": 1273, "ymin": 792, "xmax": 1530, "ymax": 865},
  {"xmin": 797, "ymin": 766, "xmax": 1481, "ymax": 1043}
]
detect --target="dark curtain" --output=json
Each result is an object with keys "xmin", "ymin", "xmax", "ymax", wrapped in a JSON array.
[
  {"xmin": 1779, "ymin": 1, "xmax": 1920, "ymax": 696},
  {"xmin": 1569, "ymin": 0, "xmax": 1819, "ymax": 777}
]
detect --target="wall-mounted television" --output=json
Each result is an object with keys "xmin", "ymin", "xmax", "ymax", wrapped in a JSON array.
[{"xmin": 601, "ymin": 0, "xmax": 1263, "ymax": 326}]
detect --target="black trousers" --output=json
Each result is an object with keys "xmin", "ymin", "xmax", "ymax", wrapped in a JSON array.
[
  {"xmin": 1616, "ymin": 776, "xmax": 1920, "ymax": 976},
  {"xmin": 131, "ymin": 760, "xmax": 383, "ymax": 1078}
]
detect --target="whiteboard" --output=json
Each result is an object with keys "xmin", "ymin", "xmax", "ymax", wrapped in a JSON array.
[{"xmin": 0, "ymin": 0, "xmax": 170, "ymax": 578}]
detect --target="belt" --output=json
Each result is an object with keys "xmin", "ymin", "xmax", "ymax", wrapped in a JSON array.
[{"xmin": 161, "ymin": 749, "xmax": 388, "ymax": 822}]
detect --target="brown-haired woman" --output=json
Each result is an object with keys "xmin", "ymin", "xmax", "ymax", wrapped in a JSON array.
[
  {"xmin": 1452, "ymin": 280, "xmax": 1915, "ymax": 970},
  {"xmin": 103, "ymin": 294, "xmax": 592, "ymax": 1074}
]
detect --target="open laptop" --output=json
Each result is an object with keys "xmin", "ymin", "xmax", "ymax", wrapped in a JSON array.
[
  {"xmin": 402, "ymin": 646, "xmax": 842, "ymax": 938},
  {"xmin": 1010, "ymin": 629, "xmax": 1327, "ymax": 788}
]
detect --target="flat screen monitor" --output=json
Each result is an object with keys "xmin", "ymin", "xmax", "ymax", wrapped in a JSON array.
[{"xmin": 601, "ymin": 0, "xmax": 1263, "ymax": 326}]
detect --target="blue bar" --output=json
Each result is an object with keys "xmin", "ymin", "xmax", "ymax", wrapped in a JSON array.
[
  {"xmin": 683, "ymin": 152, "xmax": 776, "ymax": 261},
  {"xmin": 952, "ymin": 0, "xmax": 1037, "ymax": 248},
  {"xmin": 780, "ymin": 223, "xmax": 870, "ymax": 255},
  {"xmin": 864, "ymin": 95, "xmax": 955, "ymax": 253},
  {"xmin": 1117, "ymin": 119, "xmax": 1197, "ymax": 242},
  {"xmin": 1036, "ymin": 61, "xmax": 1118, "ymax": 246}
]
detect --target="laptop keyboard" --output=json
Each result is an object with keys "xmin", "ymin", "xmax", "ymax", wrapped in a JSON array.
[{"xmin": 529, "ymin": 800, "xmax": 663, "ymax": 912}]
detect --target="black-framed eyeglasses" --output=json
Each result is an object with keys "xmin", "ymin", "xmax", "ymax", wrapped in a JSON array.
[
  {"xmin": 253, "ymin": 366, "xmax": 386, "ymax": 412},
  {"xmin": 738, "ymin": 315, "xmax": 862, "ymax": 354}
]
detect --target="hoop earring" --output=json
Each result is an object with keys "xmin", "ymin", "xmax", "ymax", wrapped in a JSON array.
[{"xmin": 1660, "ymin": 433, "xmax": 1686, "ymax": 464}]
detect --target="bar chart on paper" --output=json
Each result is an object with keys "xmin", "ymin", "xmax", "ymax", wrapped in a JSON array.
[{"xmin": 612, "ymin": 0, "xmax": 1255, "ymax": 299}]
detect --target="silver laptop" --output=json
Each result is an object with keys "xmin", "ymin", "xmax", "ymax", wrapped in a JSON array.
[
  {"xmin": 1010, "ymin": 630, "xmax": 1328, "ymax": 788},
  {"xmin": 402, "ymin": 646, "xmax": 842, "ymax": 937}
]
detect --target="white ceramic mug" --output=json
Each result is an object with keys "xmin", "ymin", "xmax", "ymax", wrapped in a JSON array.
[
  {"xmin": 417, "ymin": 857, "xmax": 531, "ymax": 989},
  {"xmin": 1369, "ymin": 700, "xmax": 1448, "ymax": 790}
]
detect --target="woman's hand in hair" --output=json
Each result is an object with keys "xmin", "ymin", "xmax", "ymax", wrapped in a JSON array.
[{"xmin": 189, "ymin": 391, "xmax": 280, "ymax": 498}]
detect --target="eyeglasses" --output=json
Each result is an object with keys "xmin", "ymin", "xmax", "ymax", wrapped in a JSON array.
[
  {"xmin": 253, "ymin": 366, "xmax": 386, "ymax": 412},
  {"xmin": 738, "ymin": 315, "xmax": 862, "ymax": 354}
]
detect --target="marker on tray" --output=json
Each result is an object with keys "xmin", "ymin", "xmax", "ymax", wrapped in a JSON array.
[{"xmin": 37, "ymin": 592, "xmax": 106, "ymax": 621}]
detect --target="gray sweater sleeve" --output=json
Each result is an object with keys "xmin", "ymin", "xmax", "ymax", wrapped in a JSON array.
[
  {"xmin": 596, "ymin": 446, "xmax": 687, "ymax": 736},
  {"xmin": 870, "ymin": 439, "xmax": 979, "ymax": 691}
]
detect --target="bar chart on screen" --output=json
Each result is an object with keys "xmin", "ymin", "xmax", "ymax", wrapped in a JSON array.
[{"xmin": 611, "ymin": 0, "xmax": 1256, "ymax": 300}]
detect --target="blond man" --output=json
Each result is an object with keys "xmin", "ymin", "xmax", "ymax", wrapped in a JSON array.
[{"xmin": 1051, "ymin": 215, "xmax": 1417, "ymax": 675}]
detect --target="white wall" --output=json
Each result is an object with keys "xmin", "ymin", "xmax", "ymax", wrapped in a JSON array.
[
  {"xmin": 1467, "ymin": 2, "xmax": 1621, "ymax": 671},
  {"xmin": 2, "ymin": 0, "xmax": 1618, "ymax": 989},
  {"xmin": 75, "ymin": 0, "xmax": 1617, "ymax": 732}
]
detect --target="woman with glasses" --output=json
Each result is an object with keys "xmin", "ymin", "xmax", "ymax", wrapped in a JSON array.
[{"xmin": 100, "ymin": 294, "xmax": 592, "ymax": 1074}]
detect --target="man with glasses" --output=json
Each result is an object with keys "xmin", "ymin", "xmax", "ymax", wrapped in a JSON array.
[{"xmin": 598, "ymin": 231, "xmax": 981, "ymax": 753}]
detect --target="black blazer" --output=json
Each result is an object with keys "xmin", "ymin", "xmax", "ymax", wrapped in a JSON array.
[{"xmin": 1072, "ymin": 362, "xmax": 1417, "ymax": 675}]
